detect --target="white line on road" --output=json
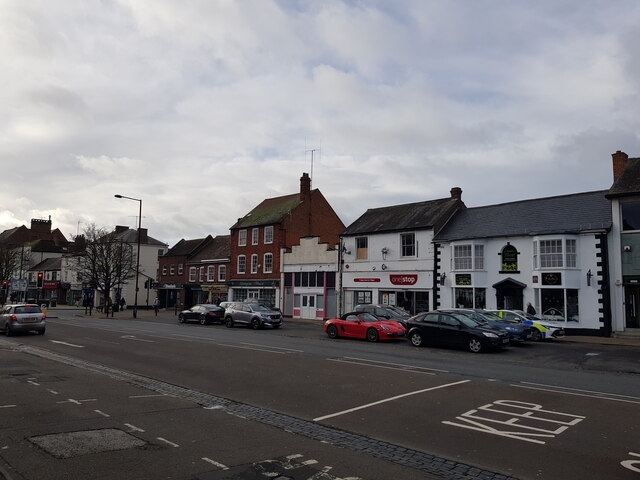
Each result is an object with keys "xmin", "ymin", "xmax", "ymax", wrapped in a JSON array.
[
  {"xmin": 0, "ymin": 405, "xmax": 16, "ymax": 409},
  {"xmin": 327, "ymin": 358, "xmax": 435, "ymax": 375},
  {"xmin": 121, "ymin": 335, "xmax": 155, "ymax": 343},
  {"xmin": 129, "ymin": 394, "xmax": 168, "ymax": 398},
  {"xmin": 513, "ymin": 382, "xmax": 640, "ymax": 404},
  {"xmin": 202, "ymin": 457, "xmax": 229, "ymax": 469},
  {"xmin": 157, "ymin": 437, "xmax": 179, "ymax": 447},
  {"xmin": 217, "ymin": 343, "xmax": 286, "ymax": 354},
  {"xmin": 124, "ymin": 423, "xmax": 145, "ymax": 432},
  {"xmin": 49, "ymin": 340, "xmax": 85, "ymax": 348},
  {"xmin": 313, "ymin": 380, "xmax": 471, "ymax": 422},
  {"xmin": 240, "ymin": 342, "xmax": 304, "ymax": 353},
  {"xmin": 27, "ymin": 380, "xmax": 40, "ymax": 386},
  {"xmin": 47, "ymin": 389, "xmax": 59, "ymax": 395},
  {"xmin": 341, "ymin": 356, "xmax": 449, "ymax": 373},
  {"xmin": 94, "ymin": 410, "xmax": 110, "ymax": 417}
]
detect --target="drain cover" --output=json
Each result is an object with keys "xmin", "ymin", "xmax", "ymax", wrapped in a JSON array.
[{"xmin": 30, "ymin": 428, "xmax": 146, "ymax": 458}]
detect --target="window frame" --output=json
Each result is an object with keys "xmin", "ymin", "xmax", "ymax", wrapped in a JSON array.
[
  {"xmin": 218, "ymin": 265, "xmax": 226, "ymax": 282},
  {"xmin": 264, "ymin": 225, "xmax": 274, "ymax": 244},
  {"xmin": 252, "ymin": 228, "xmax": 259, "ymax": 245},
  {"xmin": 207, "ymin": 265, "xmax": 215, "ymax": 282},
  {"xmin": 237, "ymin": 255, "xmax": 246, "ymax": 274},
  {"xmin": 189, "ymin": 267, "xmax": 197, "ymax": 282},
  {"xmin": 263, "ymin": 253, "xmax": 273, "ymax": 273},
  {"xmin": 400, "ymin": 232, "xmax": 416, "ymax": 257},
  {"xmin": 355, "ymin": 237, "xmax": 368, "ymax": 260},
  {"xmin": 238, "ymin": 229, "xmax": 247, "ymax": 246},
  {"xmin": 250, "ymin": 254, "xmax": 258, "ymax": 274}
]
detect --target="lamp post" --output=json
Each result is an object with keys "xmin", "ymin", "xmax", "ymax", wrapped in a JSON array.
[{"xmin": 114, "ymin": 194, "xmax": 142, "ymax": 318}]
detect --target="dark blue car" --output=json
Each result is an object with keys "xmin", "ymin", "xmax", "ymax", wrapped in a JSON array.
[{"xmin": 440, "ymin": 309, "xmax": 533, "ymax": 343}]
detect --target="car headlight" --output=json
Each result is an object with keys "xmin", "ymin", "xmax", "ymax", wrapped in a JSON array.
[
  {"xmin": 380, "ymin": 325, "xmax": 390, "ymax": 331},
  {"xmin": 482, "ymin": 332, "xmax": 498, "ymax": 338}
]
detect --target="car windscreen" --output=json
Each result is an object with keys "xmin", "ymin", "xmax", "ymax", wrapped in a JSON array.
[
  {"xmin": 451, "ymin": 313, "xmax": 483, "ymax": 328},
  {"xmin": 250, "ymin": 304, "xmax": 272, "ymax": 312},
  {"xmin": 15, "ymin": 306, "xmax": 42, "ymax": 314},
  {"xmin": 359, "ymin": 313, "xmax": 380, "ymax": 322}
]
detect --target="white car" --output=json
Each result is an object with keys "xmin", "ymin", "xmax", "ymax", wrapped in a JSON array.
[
  {"xmin": 487, "ymin": 309, "xmax": 565, "ymax": 341},
  {"xmin": 1, "ymin": 304, "xmax": 46, "ymax": 336}
]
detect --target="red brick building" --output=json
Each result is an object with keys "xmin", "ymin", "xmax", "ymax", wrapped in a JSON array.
[{"xmin": 227, "ymin": 173, "xmax": 345, "ymax": 307}]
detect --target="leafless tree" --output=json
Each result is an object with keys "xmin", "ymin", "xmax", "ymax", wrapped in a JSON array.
[
  {"xmin": 0, "ymin": 245, "xmax": 21, "ymax": 303},
  {"xmin": 73, "ymin": 224, "xmax": 136, "ymax": 314}
]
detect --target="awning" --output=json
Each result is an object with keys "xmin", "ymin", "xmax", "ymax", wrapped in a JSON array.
[{"xmin": 492, "ymin": 277, "xmax": 527, "ymax": 289}]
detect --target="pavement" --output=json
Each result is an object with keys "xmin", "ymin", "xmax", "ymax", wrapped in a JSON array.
[{"xmin": 43, "ymin": 305, "xmax": 640, "ymax": 347}]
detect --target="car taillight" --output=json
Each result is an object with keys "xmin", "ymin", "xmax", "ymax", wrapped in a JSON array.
[
  {"xmin": 9, "ymin": 315, "xmax": 17, "ymax": 323},
  {"xmin": 42, "ymin": 314, "xmax": 46, "ymax": 320}
]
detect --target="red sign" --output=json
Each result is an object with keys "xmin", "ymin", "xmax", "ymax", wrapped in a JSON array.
[
  {"xmin": 390, "ymin": 274, "xmax": 418, "ymax": 285},
  {"xmin": 43, "ymin": 281, "xmax": 60, "ymax": 290},
  {"xmin": 354, "ymin": 278, "xmax": 381, "ymax": 283}
]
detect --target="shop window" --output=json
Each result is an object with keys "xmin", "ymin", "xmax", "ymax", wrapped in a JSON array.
[
  {"xmin": 453, "ymin": 288, "xmax": 486, "ymax": 308},
  {"xmin": 539, "ymin": 288, "xmax": 579, "ymax": 322},
  {"xmin": 622, "ymin": 202, "xmax": 640, "ymax": 231},
  {"xmin": 356, "ymin": 237, "xmax": 368, "ymax": 260},
  {"xmin": 355, "ymin": 291, "xmax": 372, "ymax": 304}
]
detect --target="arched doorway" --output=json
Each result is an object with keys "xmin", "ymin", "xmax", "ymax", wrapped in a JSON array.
[{"xmin": 492, "ymin": 277, "xmax": 526, "ymax": 310}]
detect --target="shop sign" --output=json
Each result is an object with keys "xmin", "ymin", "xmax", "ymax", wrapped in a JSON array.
[
  {"xmin": 456, "ymin": 274, "xmax": 472, "ymax": 286},
  {"xmin": 354, "ymin": 278, "xmax": 381, "ymax": 282},
  {"xmin": 541, "ymin": 272, "xmax": 562, "ymax": 285},
  {"xmin": 43, "ymin": 281, "xmax": 59, "ymax": 290},
  {"xmin": 390, "ymin": 274, "xmax": 418, "ymax": 285}
]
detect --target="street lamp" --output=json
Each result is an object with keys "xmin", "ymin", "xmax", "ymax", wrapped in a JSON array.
[{"xmin": 114, "ymin": 194, "xmax": 142, "ymax": 318}]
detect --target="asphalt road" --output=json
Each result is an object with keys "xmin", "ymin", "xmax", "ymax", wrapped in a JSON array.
[{"xmin": 1, "ymin": 312, "xmax": 638, "ymax": 480}]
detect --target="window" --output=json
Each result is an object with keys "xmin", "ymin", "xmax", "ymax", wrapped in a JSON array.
[
  {"xmin": 356, "ymin": 237, "xmax": 368, "ymax": 260},
  {"xmin": 189, "ymin": 267, "xmax": 197, "ymax": 282},
  {"xmin": 539, "ymin": 288, "xmax": 579, "ymax": 322},
  {"xmin": 264, "ymin": 226, "xmax": 274, "ymax": 244},
  {"xmin": 453, "ymin": 245, "xmax": 472, "ymax": 270},
  {"xmin": 355, "ymin": 291, "xmax": 372, "ymax": 304},
  {"xmin": 178, "ymin": 264, "xmax": 183, "ymax": 275},
  {"xmin": 500, "ymin": 244, "xmax": 517, "ymax": 272},
  {"xmin": 237, "ymin": 255, "xmax": 246, "ymax": 274},
  {"xmin": 251, "ymin": 254, "xmax": 258, "ymax": 273},
  {"xmin": 218, "ymin": 265, "xmax": 226, "ymax": 281},
  {"xmin": 207, "ymin": 266, "xmax": 215, "ymax": 282},
  {"xmin": 170, "ymin": 264, "xmax": 175, "ymax": 275},
  {"xmin": 263, "ymin": 253, "xmax": 273, "ymax": 273},
  {"xmin": 401, "ymin": 233, "xmax": 416, "ymax": 257},
  {"xmin": 162, "ymin": 265, "xmax": 167, "ymax": 276},
  {"xmin": 540, "ymin": 239, "xmax": 563, "ymax": 268},
  {"xmin": 565, "ymin": 239, "xmax": 576, "ymax": 268},
  {"xmin": 252, "ymin": 228, "xmax": 259, "ymax": 245},
  {"xmin": 622, "ymin": 202, "xmax": 640, "ymax": 231},
  {"xmin": 453, "ymin": 288, "xmax": 486, "ymax": 309},
  {"xmin": 238, "ymin": 229, "xmax": 247, "ymax": 246},
  {"xmin": 474, "ymin": 245, "xmax": 484, "ymax": 270},
  {"xmin": 199, "ymin": 267, "xmax": 204, "ymax": 282}
]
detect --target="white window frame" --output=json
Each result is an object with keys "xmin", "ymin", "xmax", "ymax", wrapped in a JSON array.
[
  {"xmin": 252, "ymin": 228, "xmax": 259, "ymax": 245},
  {"xmin": 207, "ymin": 265, "xmax": 215, "ymax": 282},
  {"xmin": 534, "ymin": 237, "xmax": 578, "ymax": 269},
  {"xmin": 199, "ymin": 267, "xmax": 204, "ymax": 282},
  {"xmin": 189, "ymin": 267, "xmax": 197, "ymax": 282},
  {"xmin": 264, "ymin": 225, "xmax": 274, "ymax": 244},
  {"xmin": 251, "ymin": 254, "xmax": 258, "ymax": 274},
  {"xmin": 238, "ymin": 229, "xmax": 247, "ymax": 246},
  {"xmin": 237, "ymin": 255, "xmax": 246, "ymax": 274},
  {"xmin": 218, "ymin": 265, "xmax": 226, "ymax": 281},
  {"xmin": 162, "ymin": 265, "xmax": 167, "ymax": 276},
  {"xmin": 178, "ymin": 264, "xmax": 183, "ymax": 275},
  {"xmin": 400, "ymin": 232, "xmax": 416, "ymax": 257},
  {"xmin": 263, "ymin": 253, "xmax": 273, "ymax": 273},
  {"xmin": 170, "ymin": 264, "xmax": 175, "ymax": 275},
  {"xmin": 452, "ymin": 243, "xmax": 484, "ymax": 271},
  {"xmin": 356, "ymin": 237, "xmax": 368, "ymax": 260}
]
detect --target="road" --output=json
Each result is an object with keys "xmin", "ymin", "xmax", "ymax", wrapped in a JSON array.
[{"xmin": 1, "ymin": 311, "xmax": 638, "ymax": 480}]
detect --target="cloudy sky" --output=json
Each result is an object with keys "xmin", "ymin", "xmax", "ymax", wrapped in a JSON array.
[{"xmin": 2, "ymin": 1, "xmax": 639, "ymax": 247}]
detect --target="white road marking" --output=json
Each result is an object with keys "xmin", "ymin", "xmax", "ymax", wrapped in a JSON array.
[
  {"xmin": 121, "ymin": 335, "xmax": 155, "ymax": 343},
  {"xmin": 157, "ymin": 437, "xmax": 179, "ymax": 447},
  {"xmin": 0, "ymin": 405, "xmax": 17, "ymax": 409},
  {"xmin": 202, "ymin": 457, "xmax": 229, "ymax": 470},
  {"xmin": 314, "ymin": 380, "xmax": 470, "ymax": 421},
  {"xmin": 129, "ymin": 394, "xmax": 169, "ymax": 399},
  {"xmin": 94, "ymin": 410, "xmax": 110, "ymax": 417},
  {"xmin": 341, "ymin": 356, "xmax": 448, "ymax": 373},
  {"xmin": 49, "ymin": 340, "xmax": 85, "ymax": 348},
  {"xmin": 513, "ymin": 382, "xmax": 640, "ymax": 404},
  {"xmin": 218, "ymin": 343, "xmax": 286, "ymax": 354},
  {"xmin": 84, "ymin": 337, "xmax": 121, "ymax": 345},
  {"xmin": 327, "ymin": 358, "xmax": 436, "ymax": 375},
  {"xmin": 124, "ymin": 423, "xmax": 145, "ymax": 432},
  {"xmin": 27, "ymin": 380, "xmax": 40, "ymax": 386},
  {"xmin": 240, "ymin": 342, "xmax": 304, "ymax": 353},
  {"xmin": 47, "ymin": 389, "xmax": 59, "ymax": 395}
]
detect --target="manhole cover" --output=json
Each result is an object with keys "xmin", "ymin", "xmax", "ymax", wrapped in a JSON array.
[{"xmin": 30, "ymin": 428, "xmax": 146, "ymax": 458}]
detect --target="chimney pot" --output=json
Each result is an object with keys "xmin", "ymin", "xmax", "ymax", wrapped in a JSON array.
[
  {"xmin": 450, "ymin": 187, "xmax": 462, "ymax": 200},
  {"xmin": 300, "ymin": 172, "xmax": 311, "ymax": 201},
  {"xmin": 612, "ymin": 150, "xmax": 629, "ymax": 181}
]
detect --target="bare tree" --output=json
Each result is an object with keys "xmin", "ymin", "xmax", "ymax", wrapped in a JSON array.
[
  {"xmin": 73, "ymin": 224, "xmax": 136, "ymax": 315},
  {"xmin": 0, "ymin": 245, "xmax": 21, "ymax": 303}
]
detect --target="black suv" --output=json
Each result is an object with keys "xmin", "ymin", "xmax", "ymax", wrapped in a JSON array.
[
  {"xmin": 224, "ymin": 303, "xmax": 282, "ymax": 329},
  {"xmin": 407, "ymin": 310, "xmax": 509, "ymax": 353}
]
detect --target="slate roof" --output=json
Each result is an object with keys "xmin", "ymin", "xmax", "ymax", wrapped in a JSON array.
[
  {"xmin": 165, "ymin": 237, "xmax": 212, "ymax": 257},
  {"xmin": 433, "ymin": 190, "xmax": 611, "ymax": 242},
  {"xmin": 342, "ymin": 197, "xmax": 463, "ymax": 236},
  {"xmin": 30, "ymin": 257, "xmax": 62, "ymax": 271},
  {"xmin": 191, "ymin": 235, "xmax": 231, "ymax": 262},
  {"xmin": 606, "ymin": 157, "xmax": 640, "ymax": 198},
  {"xmin": 231, "ymin": 193, "xmax": 304, "ymax": 229},
  {"xmin": 114, "ymin": 228, "xmax": 167, "ymax": 246}
]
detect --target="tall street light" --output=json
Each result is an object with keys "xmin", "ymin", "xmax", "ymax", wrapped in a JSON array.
[{"xmin": 114, "ymin": 194, "xmax": 142, "ymax": 318}]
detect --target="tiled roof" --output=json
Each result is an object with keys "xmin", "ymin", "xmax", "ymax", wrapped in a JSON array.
[
  {"xmin": 192, "ymin": 235, "xmax": 231, "ymax": 262},
  {"xmin": 434, "ymin": 190, "xmax": 611, "ymax": 242},
  {"xmin": 165, "ymin": 237, "xmax": 211, "ymax": 257},
  {"xmin": 342, "ymin": 197, "xmax": 463, "ymax": 235},
  {"xmin": 606, "ymin": 157, "xmax": 640, "ymax": 198},
  {"xmin": 30, "ymin": 257, "xmax": 62, "ymax": 271},
  {"xmin": 114, "ymin": 228, "xmax": 167, "ymax": 246},
  {"xmin": 231, "ymin": 193, "xmax": 303, "ymax": 229}
]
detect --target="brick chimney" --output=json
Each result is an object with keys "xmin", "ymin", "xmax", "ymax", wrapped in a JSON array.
[
  {"xmin": 300, "ymin": 172, "xmax": 311, "ymax": 201},
  {"xmin": 450, "ymin": 187, "xmax": 462, "ymax": 200},
  {"xmin": 30, "ymin": 218, "xmax": 52, "ymax": 234},
  {"xmin": 612, "ymin": 150, "xmax": 628, "ymax": 181}
]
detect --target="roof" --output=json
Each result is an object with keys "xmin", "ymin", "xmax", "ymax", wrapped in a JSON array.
[
  {"xmin": 30, "ymin": 257, "xmax": 62, "ymax": 271},
  {"xmin": 342, "ymin": 197, "xmax": 463, "ymax": 236},
  {"xmin": 434, "ymin": 190, "xmax": 612, "ymax": 242},
  {"xmin": 606, "ymin": 157, "xmax": 640, "ymax": 198},
  {"xmin": 191, "ymin": 235, "xmax": 231, "ymax": 262},
  {"xmin": 165, "ymin": 237, "xmax": 212, "ymax": 257},
  {"xmin": 231, "ymin": 193, "xmax": 303, "ymax": 229},
  {"xmin": 114, "ymin": 228, "xmax": 167, "ymax": 246}
]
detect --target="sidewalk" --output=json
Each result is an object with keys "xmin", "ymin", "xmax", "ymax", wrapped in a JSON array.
[{"xmin": 44, "ymin": 305, "xmax": 640, "ymax": 347}]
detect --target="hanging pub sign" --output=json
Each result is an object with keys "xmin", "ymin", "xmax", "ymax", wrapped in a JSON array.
[{"xmin": 541, "ymin": 272, "xmax": 561, "ymax": 285}]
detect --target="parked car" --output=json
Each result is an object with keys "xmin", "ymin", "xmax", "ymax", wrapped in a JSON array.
[
  {"xmin": 324, "ymin": 312, "xmax": 406, "ymax": 342},
  {"xmin": 218, "ymin": 301, "xmax": 233, "ymax": 311},
  {"xmin": 487, "ymin": 309, "xmax": 565, "ymax": 341},
  {"xmin": 440, "ymin": 308, "xmax": 533, "ymax": 343},
  {"xmin": 178, "ymin": 304, "xmax": 225, "ymax": 325},
  {"xmin": 406, "ymin": 310, "xmax": 509, "ymax": 353},
  {"xmin": 224, "ymin": 303, "xmax": 282, "ymax": 329},
  {"xmin": 1, "ymin": 304, "xmax": 46, "ymax": 336},
  {"xmin": 354, "ymin": 304, "xmax": 411, "ymax": 328}
]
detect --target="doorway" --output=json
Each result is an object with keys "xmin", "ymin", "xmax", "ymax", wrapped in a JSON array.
[
  {"xmin": 300, "ymin": 294, "xmax": 316, "ymax": 319},
  {"xmin": 624, "ymin": 285, "xmax": 640, "ymax": 328},
  {"xmin": 493, "ymin": 278, "xmax": 525, "ymax": 310}
]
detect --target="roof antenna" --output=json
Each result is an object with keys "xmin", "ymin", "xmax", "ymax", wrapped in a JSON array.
[{"xmin": 305, "ymin": 147, "xmax": 320, "ymax": 188}]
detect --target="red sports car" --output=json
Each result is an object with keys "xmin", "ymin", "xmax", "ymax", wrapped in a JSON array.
[{"xmin": 324, "ymin": 312, "xmax": 406, "ymax": 342}]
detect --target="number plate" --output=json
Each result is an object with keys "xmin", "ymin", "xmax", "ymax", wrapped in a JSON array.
[{"xmin": 502, "ymin": 338, "xmax": 510, "ymax": 344}]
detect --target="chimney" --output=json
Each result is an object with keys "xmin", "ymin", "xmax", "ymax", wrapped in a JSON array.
[
  {"xmin": 612, "ymin": 150, "xmax": 628, "ymax": 181},
  {"xmin": 30, "ymin": 218, "xmax": 52, "ymax": 234},
  {"xmin": 450, "ymin": 187, "xmax": 462, "ymax": 200},
  {"xmin": 300, "ymin": 172, "xmax": 311, "ymax": 201}
]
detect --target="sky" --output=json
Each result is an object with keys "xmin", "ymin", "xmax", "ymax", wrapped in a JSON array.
[{"xmin": 1, "ymin": 0, "xmax": 639, "ymax": 248}]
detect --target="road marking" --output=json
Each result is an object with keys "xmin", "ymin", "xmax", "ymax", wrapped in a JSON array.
[
  {"xmin": 621, "ymin": 451, "xmax": 640, "ymax": 473},
  {"xmin": 202, "ymin": 457, "xmax": 229, "ymax": 470},
  {"xmin": 0, "ymin": 405, "xmax": 17, "ymax": 409},
  {"xmin": 47, "ymin": 389, "xmax": 59, "ymax": 395},
  {"xmin": 121, "ymin": 335, "xmax": 155, "ymax": 343},
  {"xmin": 513, "ymin": 382, "xmax": 640, "ymax": 404},
  {"xmin": 327, "ymin": 358, "xmax": 436, "ymax": 375},
  {"xmin": 27, "ymin": 380, "xmax": 40, "ymax": 386},
  {"xmin": 129, "ymin": 394, "xmax": 169, "ymax": 399},
  {"xmin": 94, "ymin": 409, "xmax": 110, "ymax": 417},
  {"xmin": 313, "ymin": 380, "xmax": 470, "ymax": 421},
  {"xmin": 49, "ymin": 340, "xmax": 85, "ymax": 348},
  {"xmin": 157, "ymin": 437, "xmax": 179, "ymax": 447},
  {"xmin": 240, "ymin": 342, "xmax": 304, "ymax": 353},
  {"xmin": 84, "ymin": 337, "xmax": 121, "ymax": 345},
  {"xmin": 342, "ymin": 356, "xmax": 448, "ymax": 373},
  {"xmin": 124, "ymin": 423, "xmax": 145, "ymax": 432},
  {"xmin": 218, "ymin": 343, "xmax": 286, "ymax": 354}
]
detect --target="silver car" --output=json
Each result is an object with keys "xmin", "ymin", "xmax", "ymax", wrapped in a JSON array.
[
  {"xmin": 224, "ymin": 302, "xmax": 282, "ymax": 329},
  {"xmin": 1, "ymin": 304, "xmax": 46, "ymax": 336}
]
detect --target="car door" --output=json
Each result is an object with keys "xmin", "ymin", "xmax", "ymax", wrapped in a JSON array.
[
  {"xmin": 189, "ymin": 306, "xmax": 202, "ymax": 321},
  {"xmin": 341, "ymin": 314, "xmax": 363, "ymax": 338},
  {"xmin": 237, "ymin": 304, "xmax": 252, "ymax": 325},
  {"xmin": 438, "ymin": 313, "xmax": 466, "ymax": 347},
  {"xmin": 416, "ymin": 313, "xmax": 440, "ymax": 344}
]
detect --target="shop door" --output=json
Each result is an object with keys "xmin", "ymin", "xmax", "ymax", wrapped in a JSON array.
[
  {"xmin": 247, "ymin": 290, "xmax": 260, "ymax": 301},
  {"xmin": 624, "ymin": 285, "xmax": 640, "ymax": 329},
  {"xmin": 301, "ymin": 294, "xmax": 316, "ymax": 319}
]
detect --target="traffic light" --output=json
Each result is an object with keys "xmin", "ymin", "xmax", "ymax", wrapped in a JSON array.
[
  {"xmin": 37, "ymin": 272, "xmax": 43, "ymax": 287},
  {"xmin": 1, "ymin": 281, "xmax": 6, "ymax": 290},
  {"xmin": 144, "ymin": 279, "xmax": 149, "ymax": 289}
]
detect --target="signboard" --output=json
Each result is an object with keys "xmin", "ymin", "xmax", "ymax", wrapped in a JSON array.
[
  {"xmin": 11, "ymin": 279, "xmax": 27, "ymax": 291},
  {"xmin": 43, "ymin": 281, "xmax": 60, "ymax": 290},
  {"xmin": 354, "ymin": 278, "xmax": 381, "ymax": 283},
  {"xmin": 542, "ymin": 272, "xmax": 562, "ymax": 285},
  {"xmin": 389, "ymin": 274, "xmax": 418, "ymax": 285}
]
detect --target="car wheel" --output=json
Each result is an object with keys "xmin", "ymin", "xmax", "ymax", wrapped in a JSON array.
[
  {"xmin": 225, "ymin": 317, "xmax": 234, "ymax": 328},
  {"xmin": 199, "ymin": 315, "xmax": 207, "ymax": 325},
  {"xmin": 251, "ymin": 318, "xmax": 261, "ymax": 330},
  {"xmin": 530, "ymin": 329, "xmax": 542, "ymax": 342},
  {"xmin": 4, "ymin": 324, "xmax": 11, "ymax": 337},
  {"xmin": 468, "ymin": 337, "xmax": 483, "ymax": 353},
  {"xmin": 178, "ymin": 314, "xmax": 186, "ymax": 324},
  {"xmin": 327, "ymin": 324, "xmax": 338, "ymax": 339},
  {"xmin": 409, "ymin": 330, "xmax": 423, "ymax": 347},
  {"xmin": 366, "ymin": 328, "xmax": 379, "ymax": 342}
]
